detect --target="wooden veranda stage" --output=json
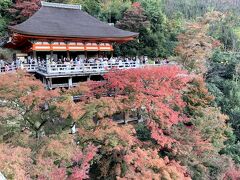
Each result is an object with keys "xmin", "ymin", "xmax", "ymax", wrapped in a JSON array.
[{"xmin": 0, "ymin": 63, "xmax": 163, "ymax": 89}]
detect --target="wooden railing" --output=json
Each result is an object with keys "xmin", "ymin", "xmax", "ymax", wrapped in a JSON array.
[
  {"xmin": 0, "ymin": 64, "xmax": 38, "ymax": 73},
  {"xmin": 37, "ymin": 62, "xmax": 143, "ymax": 75},
  {"xmin": 23, "ymin": 64, "xmax": 38, "ymax": 72},
  {"xmin": 0, "ymin": 65, "xmax": 18, "ymax": 73},
  {"xmin": 0, "ymin": 62, "xmax": 165, "ymax": 75}
]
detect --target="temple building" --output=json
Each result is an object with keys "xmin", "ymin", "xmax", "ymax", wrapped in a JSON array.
[
  {"xmin": 2, "ymin": 1, "xmax": 138, "ymax": 61},
  {"xmin": 0, "ymin": 1, "xmax": 140, "ymax": 89}
]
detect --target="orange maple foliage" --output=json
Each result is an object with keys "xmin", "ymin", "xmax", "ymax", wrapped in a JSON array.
[
  {"xmin": 0, "ymin": 143, "xmax": 32, "ymax": 179},
  {"xmin": 78, "ymin": 119, "xmax": 138, "ymax": 150},
  {"xmin": 32, "ymin": 133, "xmax": 98, "ymax": 179},
  {"xmin": 183, "ymin": 76, "xmax": 214, "ymax": 115},
  {"xmin": 54, "ymin": 96, "xmax": 85, "ymax": 121},
  {"xmin": 90, "ymin": 66, "xmax": 190, "ymax": 148},
  {"xmin": 0, "ymin": 70, "xmax": 59, "ymax": 110},
  {"xmin": 92, "ymin": 66, "xmax": 190, "ymax": 126},
  {"xmin": 223, "ymin": 167, "xmax": 240, "ymax": 180},
  {"xmin": 172, "ymin": 127, "xmax": 213, "ymax": 156},
  {"xmin": 86, "ymin": 96, "xmax": 125, "ymax": 119},
  {"xmin": 175, "ymin": 12, "xmax": 223, "ymax": 74},
  {"xmin": 66, "ymin": 82, "xmax": 91, "ymax": 96},
  {"xmin": 0, "ymin": 107, "xmax": 19, "ymax": 119},
  {"xmin": 121, "ymin": 147, "xmax": 190, "ymax": 180}
]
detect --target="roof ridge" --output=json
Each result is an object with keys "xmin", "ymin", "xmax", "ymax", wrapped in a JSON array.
[{"xmin": 41, "ymin": 1, "xmax": 82, "ymax": 10}]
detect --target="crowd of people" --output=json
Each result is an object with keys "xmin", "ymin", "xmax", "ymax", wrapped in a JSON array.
[
  {"xmin": 0, "ymin": 56, "xmax": 144, "ymax": 72},
  {"xmin": 0, "ymin": 56, "xmax": 170, "ymax": 72},
  {"xmin": 0, "ymin": 59, "xmax": 21, "ymax": 72},
  {"xmin": 27, "ymin": 56, "xmax": 145, "ymax": 66}
]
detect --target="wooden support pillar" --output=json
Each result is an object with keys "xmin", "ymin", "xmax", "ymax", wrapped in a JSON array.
[
  {"xmin": 33, "ymin": 50, "xmax": 37, "ymax": 61},
  {"xmin": 50, "ymin": 51, "xmax": 54, "ymax": 61},
  {"xmin": 111, "ymin": 50, "xmax": 113, "ymax": 58},
  {"xmin": 87, "ymin": 75, "xmax": 91, "ymax": 81},
  {"xmin": 71, "ymin": 122, "xmax": 76, "ymax": 134},
  {"xmin": 97, "ymin": 42, "xmax": 100, "ymax": 58},
  {"xmin": 50, "ymin": 41, "xmax": 54, "ymax": 61},
  {"xmin": 47, "ymin": 78, "xmax": 52, "ymax": 90},
  {"xmin": 67, "ymin": 51, "xmax": 70, "ymax": 60},
  {"xmin": 43, "ymin": 77, "xmax": 47, "ymax": 89},
  {"xmin": 124, "ymin": 111, "xmax": 129, "ymax": 124},
  {"xmin": 46, "ymin": 64, "xmax": 50, "ymax": 73},
  {"xmin": 85, "ymin": 51, "xmax": 87, "ymax": 59},
  {"xmin": 137, "ymin": 110, "xmax": 143, "ymax": 123},
  {"xmin": 68, "ymin": 77, "xmax": 73, "ymax": 88}
]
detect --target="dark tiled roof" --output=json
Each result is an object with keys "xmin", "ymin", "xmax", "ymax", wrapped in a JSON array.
[{"xmin": 10, "ymin": 3, "xmax": 138, "ymax": 39}]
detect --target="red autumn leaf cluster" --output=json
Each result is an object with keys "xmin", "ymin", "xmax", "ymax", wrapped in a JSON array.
[
  {"xmin": 48, "ymin": 143, "xmax": 98, "ymax": 180},
  {"xmin": 90, "ymin": 66, "xmax": 190, "ymax": 147},
  {"xmin": 122, "ymin": 147, "xmax": 190, "ymax": 180},
  {"xmin": 8, "ymin": 0, "xmax": 40, "ymax": 24},
  {"xmin": 0, "ymin": 70, "xmax": 59, "ymax": 110},
  {"xmin": 93, "ymin": 66, "xmax": 190, "ymax": 125}
]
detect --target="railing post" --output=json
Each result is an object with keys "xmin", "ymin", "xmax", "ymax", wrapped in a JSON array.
[
  {"xmin": 48, "ymin": 78, "xmax": 53, "ymax": 90},
  {"xmin": 68, "ymin": 77, "xmax": 73, "ymax": 88},
  {"xmin": 43, "ymin": 77, "xmax": 47, "ymax": 89},
  {"xmin": 87, "ymin": 75, "xmax": 91, "ymax": 81},
  {"xmin": 46, "ymin": 64, "xmax": 49, "ymax": 73},
  {"xmin": 97, "ymin": 63, "xmax": 99, "ymax": 72},
  {"xmin": 83, "ymin": 64, "xmax": 86, "ymax": 73},
  {"xmin": 46, "ymin": 64, "xmax": 52, "ymax": 74}
]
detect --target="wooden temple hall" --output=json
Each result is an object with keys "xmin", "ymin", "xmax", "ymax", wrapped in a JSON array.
[
  {"xmin": 3, "ymin": 1, "xmax": 138, "ymax": 61},
  {"xmin": 1, "ymin": 1, "xmax": 138, "ymax": 88}
]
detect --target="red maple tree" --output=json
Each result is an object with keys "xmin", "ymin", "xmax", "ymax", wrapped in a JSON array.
[
  {"xmin": 90, "ymin": 66, "xmax": 191, "ymax": 148},
  {"xmin": 8, "ymin": 0, "xmax": 40, "ymax": 25},
  {"xmin": 122, "ymin": 147, "xmax": 190, "ymax": 179}
]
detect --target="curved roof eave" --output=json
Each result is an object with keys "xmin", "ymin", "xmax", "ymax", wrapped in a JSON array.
[
  {"xmin": 9, "ymin": 5, "xmax": 139, "ymax": 40},
  {"xmin": 9, "ymin": 27, "xmax": 139, "ymax": 40}
]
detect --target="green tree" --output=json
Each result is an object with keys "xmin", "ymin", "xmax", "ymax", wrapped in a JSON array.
[
  {"xmin": 163, "ymin": 0, "xmax": 240, "ymax": 20},
  {"xmin": 68, "ymin": 0, "xmax": 101, "ymax": 18},
  {"xmin": 0, "ymin": 0, "xmax": 12, "ymax": 37},
  {"xmin": 115, "ymin": 3, "xmax": 151, "ymax": 57},
  {"xmin": 209, "ymin": 13, "xmax": 240, "ymax": 51},
  {"xmin": 100, "ymin": 0, "xmax": 131, "ymax": 23},
  {"xmin": 206, "ymin": 51, "xmax": 240, "ymax": 164},
  {"xmin": 143, "ymin": 0, "xmax": 182, "ymax": 57}
]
